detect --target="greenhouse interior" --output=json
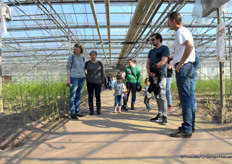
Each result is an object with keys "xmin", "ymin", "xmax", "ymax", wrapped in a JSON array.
[
  {"xmin": 1, "ymin": 1, "xmax": 232, "ymax": 114},
  {"xmin": 1, "ymin": 1, "xmax": 232, "ymax": 116},
  {"xmin": 1, "ymin": 0, "xmax": 232, "ymax": 162},
  {"xmin": 1, "ymin": 0, "xmax": 232, "ymax": 79}
]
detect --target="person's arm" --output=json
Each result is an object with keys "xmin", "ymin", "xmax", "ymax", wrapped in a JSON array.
[
  {"xmin": 157, "ymin": 46, "xmax": 169, "ymax": 68},
  {"xmin": 67, "ymin": 71, "xmax": 71, "ymax": 86},
  {"xmin": 100, "ymin": 62, "xmax": 105, "ymax": 86},
  {"xmin": 122, "ymin": 84, "xmax": 126, "ymax": 93},
  {"xmin": 66, "ymin": 56, "xmax": 72, "ymax": 86},
  {"xmin": 113, "ymin": 82, "xmax": 117, "ymax": 90},
  {"xmin": 124, "ymin": 67, "xmax": 128, "ymax": 80},
  {"xmin": 136, "ymin": 67, "xmax": 141, "ymax": 86},
  {"xmin": 146, "ymin": 58, "xmax": 151, "ymax": 75},
  {"xmin": 176, "ymin": 40, "xmax": 194, "ymax": 72},
  {"xmin": 168, "ymin": 59, "xmax": 174, "ymax": 69},
  {"xmin": 146, "ymin": 58, "xmax": 155, "ymax": 77},
  {"xmin": 157, "ymin": 56, "xmax": 168, "ymax": 68},
  {"xmin": 84, "ymin": 61, "xmax": 88, "ymax": 76}
]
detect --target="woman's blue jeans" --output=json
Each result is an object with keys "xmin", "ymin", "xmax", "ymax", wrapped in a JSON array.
[
  {"xmin": 166, "ymin": 77, "xmax": 172, "ymax": 106},
  {"xmin": 176, "ymin": 63, "xmax": 196, "ymax": 133},
  {"xmin": 127, "ymin": 83, "xmax": 137, "ymax": 103},
  {"xmin": 69, "ymin": 77, "xmax": 86, "ymax": 115}
]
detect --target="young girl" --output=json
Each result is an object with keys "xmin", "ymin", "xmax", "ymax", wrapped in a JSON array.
[
  {"xmin": 120, "ymin": 71, "xmax": 129, "ymax": 111},
  {"xmin": 113, "ymin": 75, "xmax": 126, "ymax": 113},
  {"xmin": 143, "ymin": 78, "xmax": 152, "ymax": 112}
]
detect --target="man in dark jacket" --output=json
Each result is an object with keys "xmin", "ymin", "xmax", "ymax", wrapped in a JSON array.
[{"xmin": 146, "ymin": 33, "xmax": 170, "ymax": 125}]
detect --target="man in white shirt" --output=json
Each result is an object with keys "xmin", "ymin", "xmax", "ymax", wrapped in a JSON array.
[{"xmin": 168, "ymin": 12, "xmax": 196, "ymax": 138}]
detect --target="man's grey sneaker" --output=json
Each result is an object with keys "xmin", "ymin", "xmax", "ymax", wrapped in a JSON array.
[
  {"xmin": 170, "ymin": 130, "xmax": 192, "ymax": 138},
  {"xmin": 178, "ymin": 126, "xmax": 195, "ymax": 133},
  {"xmin": 150, "ymin": 113, "xmax": 162, "ymax": 122},
  {"xmin": 162, "ymin": 116, "xmax": 168, "ymax": 125}
]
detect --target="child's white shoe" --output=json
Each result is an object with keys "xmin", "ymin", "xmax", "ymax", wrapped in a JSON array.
[
  {"xmin": 118, "ymin": 107, "xmax": 122, "ymax": 113},
  {"xmin": 114, "ymin": 106, "xmax": 117, "ymax": 113}
]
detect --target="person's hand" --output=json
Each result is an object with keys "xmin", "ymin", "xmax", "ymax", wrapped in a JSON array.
[
  {"xmin": 175, "ymin": 63, "xmax": 184, "ymax": 72},
  {"xmin": 168, "ymin": 65, "xmax": 173, "ymax": 69},
  {"xmin": 149, "ymin": 72, "xmax": 156, "ymax": 77},
  {"xmin": 137, "ymin": 86, "xmax": 141, "ymax": 90},
  {"xmin": 67, "ymin": 79, "xmax": 71, "ymax": 86},
  {"xmin": 102, "ymin": 83, "xmax": 105, "ymax": 87}
]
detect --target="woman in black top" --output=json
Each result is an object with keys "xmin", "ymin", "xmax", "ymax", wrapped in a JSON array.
[{"xmin": 85, "ymin": 50, "xmax": 104, "ymax": 115}]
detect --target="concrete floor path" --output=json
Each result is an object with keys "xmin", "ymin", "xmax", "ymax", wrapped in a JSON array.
[{"xmin": 0, "ymin": 90, "xmax": 232, "ymax": 164}]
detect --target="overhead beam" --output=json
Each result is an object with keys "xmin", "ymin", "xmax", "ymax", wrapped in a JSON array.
[
  {"xmin": 2, "ymin": 34, "xmax": 217, "ymax": 41},
  {"xmin": 119, "ymin": 0, "xmax": 161, "ymax": 63},
  {"xmin": 6, "ymin": 24, "xmax": 220, "ymax": 31},
  {"xmin": 118, "ymin": 0, "xmax": 152, "ymax": 64},
  {"xmin": 2, "ymin": 37, "xmax": 218, "ymax": 45},
  {"xmin": 5, "ymin": 0, "xmax": 195, "ymax": 6},
  {"xmin": 89, "ymin": 0, "xmax": 108, "ymax": 64},
  {"xmin": 105, "ymin": 0, "xmax": 112, "ymax": 64},
  {"xmin": 6, "ymin": 0, "xmax": 139, "ymax": 6}
]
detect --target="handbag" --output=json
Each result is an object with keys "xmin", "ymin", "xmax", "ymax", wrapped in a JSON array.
[{"xmin": 130, "ymin": 67, "xmax": 141, "ymax": 92}]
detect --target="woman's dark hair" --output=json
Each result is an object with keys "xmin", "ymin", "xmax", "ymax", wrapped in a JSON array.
[
  {"xmin": 168, "ymin": 11, "xmax": 182, "ymax": 25},
  {"xmin": 129, "ymin": 58, "xmax": 136, "ymax": 63},
  {"xmin": 150, "ymin": 33, "xmax": 162, "ymax": 42},
  {"xmin": 74, "ymin": 43, "xmax": 84, "ymax": 54},
  {"xmin": 89, "ymin": 50, "xmax": 97, "ymax": 56}
]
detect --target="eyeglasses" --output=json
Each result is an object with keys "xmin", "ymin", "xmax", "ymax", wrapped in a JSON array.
[{"xmin": 150, "ymin": 39, "xmax": 155, "ymax": 41}]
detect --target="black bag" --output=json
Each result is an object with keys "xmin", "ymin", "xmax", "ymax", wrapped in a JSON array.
[
  {"xmin": 130, "ymin": 67, "xmax": 141, "ymax": 92},
  {"xmin": 136, "ymin": 84, "xmax": 142, "ymax": 92}
]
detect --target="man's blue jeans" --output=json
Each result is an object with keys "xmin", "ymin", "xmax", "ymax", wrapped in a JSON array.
[
  {"xmin": 166, "ymin": 77, "xmax": 172, "ymax": 106},
  {"xmin": 69, "ymin": 77, "xmax": 86, "ymax": 115},
  {"xmin": 127, "ymin": 83, "xmax": 137, "ymax": 103},
  {"xmin": 192, "ymin": 72, "xmax": 198, "ymax": 128},
  {"xmin": 176, "ymin": 63, "xmax": 195, "ymax": 133}
]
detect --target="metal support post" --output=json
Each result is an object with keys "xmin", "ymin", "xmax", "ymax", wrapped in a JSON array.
[
  {"xmin": 229, "ymin": 26, "xmax": 232, "ymax": 94},
  {"xmin": 0, "ymin": 0, "xmax": 4, "ymax": 113},
  {"xmin": 217, "ymin": 8, "xmax": 226, "ymax": 123}
]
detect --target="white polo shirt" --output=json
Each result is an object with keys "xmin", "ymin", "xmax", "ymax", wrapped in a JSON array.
[{"xmin": 173, "ymin": 26, "xmax": 195, "ymax": 65}]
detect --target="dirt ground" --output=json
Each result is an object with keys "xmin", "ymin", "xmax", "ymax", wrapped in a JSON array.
[
  {"xmin": 0, "ymin": 103, "xmax": 69, "ymax": 151},
  {"xmin": 0, "ymin": 91, "xmax": 231, "ymax": 151}
]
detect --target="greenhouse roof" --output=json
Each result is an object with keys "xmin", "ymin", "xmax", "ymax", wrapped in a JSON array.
[{"xmin": 1, "ymin": 0, "xmax": 232, "ymax": 75}]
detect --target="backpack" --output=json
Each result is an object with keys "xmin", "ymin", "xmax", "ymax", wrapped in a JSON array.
[
  {"xmin": 71, "ymin": 55, "xmax": 85, "ymax": 69},
  {"xmin": 193, "ymin": 50, "xmax": 200, "ymax": 69}
]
